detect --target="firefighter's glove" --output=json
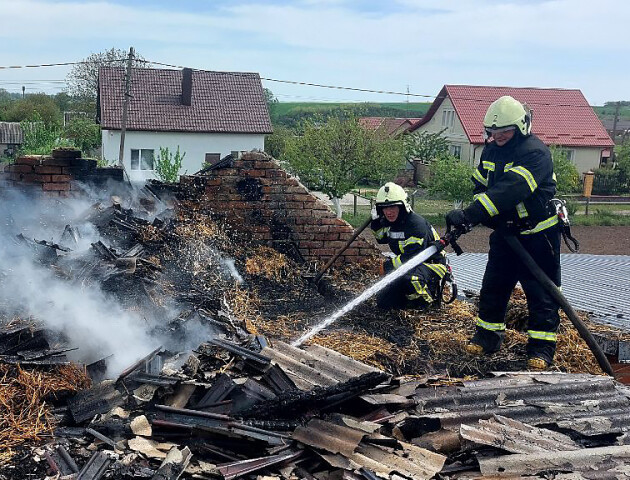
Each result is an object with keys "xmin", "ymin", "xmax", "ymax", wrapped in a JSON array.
[
  {"xmin": 445, "ymin": 209, "xmax": 472, "ymax": 234},
  {"xmin": 370, "ymin": 206, "xmax": 380, "ymax": 221}
]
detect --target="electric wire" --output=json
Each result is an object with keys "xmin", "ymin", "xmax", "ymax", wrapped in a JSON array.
[{"xmin": 0, "ymin": 58, "xmax": 608, "ymax": 109}]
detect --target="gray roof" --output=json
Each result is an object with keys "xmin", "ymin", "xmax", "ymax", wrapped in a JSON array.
[
  {"xmin": 0, "ymin": 122, "xmax": 23, "ymax": 144},
  {"xmin": 449, "ymin": 253, "xmax": 630, "ymax": 329},
  {"xmin": 98, "ymin": 67, "xmax": 273, "ymax": 134}
]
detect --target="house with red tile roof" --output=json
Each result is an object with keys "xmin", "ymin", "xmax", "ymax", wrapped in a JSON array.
[
  {"xmin": 98, "ymin": 67, "xmax": 272, "ymax": 182},
  {"xmin": 409, "ymin": 85, "xmax": 614, "ymax": 173},
  {"xmin": 358, "ymin": 117, "xmax": 421, "ymax": 137}
]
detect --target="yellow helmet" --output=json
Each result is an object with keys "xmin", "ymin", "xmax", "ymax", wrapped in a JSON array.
[
  {"xmin": 375, "ymin": 182, "xmax": 412, "ymax": 213},
  {"xmin": 483, "ymin": 96, "xmax": 531, "ymax": 136}
]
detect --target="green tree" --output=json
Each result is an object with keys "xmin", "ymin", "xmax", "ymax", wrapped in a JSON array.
[
  {"xmin": 615, "ymin": 139, "xmax": 630, "ymax": 183},
  {"xmin": 403, "ymin": 129, "xmax": 450, "ymax": 184},
  {"xmin": 18, "ymin": 113, "xmax": 71, "ymax": 155},
  {"xmin": 4, "ymin": 93, "xmax": 62, "ymax": 125},
  {"xmin": 549, "ymin": 145, "xmax": 581, "ymax": 194},
  {"xmin": 282, "ymin": 116, "xmax": 403, "ymax": 217},
  {"xmin": 264, "ymin": 88, "xmax": 278, "ymax": 117},
  {"xmin": 264, "ymin": 125, "xmax": 292, "ymax": 159},
  {"xmin": 155, "ymin": 146, "xmax": 186, "ymax": 183},
  {"xmin": 63, "ymin": 117, "xmax": 101, "ymax": 154},
  {"xmin": 427, "ymin": 155, "xmax": 474, "ymax": 207},
  {"xmin": 66, "ymin": 47, "xmax": 145, "ymax": 113}
]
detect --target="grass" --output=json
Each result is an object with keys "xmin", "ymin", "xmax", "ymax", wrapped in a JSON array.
[{"xmin": 271, "ymin": 101, "xmax": 431, "ymax": 118}]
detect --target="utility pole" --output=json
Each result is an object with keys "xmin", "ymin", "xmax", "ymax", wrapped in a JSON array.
[
  {"xmin": 610, "ymin": 101, "xmax": 620, "ymax": 164},
  {"xmin": 21, "ymin": 86, "xmax": 25, "ymax": 98},
  {"xmin": 118, "ymin": 47, "xmax": 134, "ymax": 168}
]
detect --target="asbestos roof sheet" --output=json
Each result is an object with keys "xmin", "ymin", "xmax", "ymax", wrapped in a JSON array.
[
  {"xmin": 0, "ymin": 122, "xmax": 22, "ymax": 144},
  {"xmin": 448, "ymin": 253, "xmax": 630, "ymax": 326},
  {"xmin": 411, "ymin": 373, "xmax": 630, "ymax": 436},
  {"xmin": 460, "ymin": 414, "xmax": 581, "ymax": 454},
  {"xmin": 292, "ymin": 418, "xmax": 366, "ymax": 456},
  {"xmin": 260, "ymin": 341, "xmax": 382, "ymax": 391}
]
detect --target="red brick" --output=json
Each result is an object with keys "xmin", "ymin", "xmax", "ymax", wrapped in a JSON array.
[
  {"xmin": 34, "ymin": 165, "xmax": 62, "ymax": 174},
  {"xmin": 51, "ymin": 174, "xmax": 72, "ymax": 183},
  {"xmin": 16, "ymin": 156, "xmax": 42, "ymax": 166},
  {"xmin": 312, "ymin": 248, "xmax": 335, "ymax": 257},
  {"xmin": 322, "ymin": 233, "xmax": 340, "ymax": 241},
  {"xmin": 244, "ymin": 169, "xmax": 266, "ymax": 178},
  {"xmin": 266, "ymin": 170, "xmax": 287, "ymax": 178},
  {"xmin": 5, "ymin": 164, "xmax": 34, "ymax": 174},
  {"xmin": 253, "ymin": 160, "xmax": 273, "ymax": 169},
  {"xmin": 42, "ymin": 182, "xmax": 70, "ymax": 191}
]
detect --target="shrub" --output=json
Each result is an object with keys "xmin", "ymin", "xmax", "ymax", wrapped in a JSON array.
[
  {"xmin": 427, "ymin": 155, "xmax": 474, "ymax": 206},
  {"xmin": 155, "ymin": 146, "xmax": 185, "ymax": 183},
  {"xmin": 549, "ymin": 145, "xmax": 580, "ymax": 194}
]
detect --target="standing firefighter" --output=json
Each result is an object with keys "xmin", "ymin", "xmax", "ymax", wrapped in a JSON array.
[
  {"xmin": 446, "ymin": 95, "xmax": 561, "ymax": 370},
  {"xmin": 372, "ymin": 182, "xmax": 448, "ymax": 310}
]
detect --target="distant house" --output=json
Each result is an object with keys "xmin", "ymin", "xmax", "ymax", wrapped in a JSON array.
[
  {"xmin": 97, "ymin": 67, "xmax": 273, "ymax": 182},
  {"xmin": 0, "ymin": 122, "xmax": 22, "ymax": 158},
  {"xmin": 409, "ymin": 85, "xmax": 614, "ymax": 173},
  {"xmin": 359, "ymin": 117, "xmax": 421, "ymax": 138}
]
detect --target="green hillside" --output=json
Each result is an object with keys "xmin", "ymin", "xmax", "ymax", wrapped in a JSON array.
[{"xmin": 270, "ymin": 102, "xmax": 432, "ymax": 127}]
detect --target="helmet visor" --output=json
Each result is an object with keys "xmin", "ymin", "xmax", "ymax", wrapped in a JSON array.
[{"xmin": 485, "ymin": 125, "xmax": 516, "ymax": 137}]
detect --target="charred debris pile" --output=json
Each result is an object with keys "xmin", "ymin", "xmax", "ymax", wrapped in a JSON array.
[{"xmin": 1, "ymin": 182, "xmax": 630, "ymax": 478}]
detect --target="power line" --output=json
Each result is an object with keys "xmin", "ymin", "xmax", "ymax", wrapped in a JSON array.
[{"xmin": 0, "ymin": 57, "xmax": 605, "ymax": 109}]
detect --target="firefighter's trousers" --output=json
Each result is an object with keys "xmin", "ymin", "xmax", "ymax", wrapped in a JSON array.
[
  {"xmin": 376, "ymin": 263, "xmax": 444, "ymax": 310},
  {"xmin": 472, "ymin": 227, "xmax": 561, "ymax": 364}
]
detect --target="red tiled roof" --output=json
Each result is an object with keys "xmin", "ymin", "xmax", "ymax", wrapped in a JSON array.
[
  {"xmin": 358, "ymin": 117, "xmax": 420, "ymax": 136},
  {"xmin": 98, "ymin": 67, "xmax": 273, "ymax": 134},
  {"xmin": 410, "ymin": 85, "xmax": 613, "ymax": 147}
]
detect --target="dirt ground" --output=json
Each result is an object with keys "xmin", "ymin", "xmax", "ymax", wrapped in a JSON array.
[{"xmin": 453, "ymin": 225, "xmax": 630, "ymax": 255}]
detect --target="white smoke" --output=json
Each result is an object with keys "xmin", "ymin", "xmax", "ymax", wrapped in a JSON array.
[{"xmin": 0, "ymin": 184, "xmax": 215, "ymax": 377}]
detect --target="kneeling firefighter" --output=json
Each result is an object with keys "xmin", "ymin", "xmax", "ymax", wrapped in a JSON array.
[
  {"xmin": 446, "ymin": 95, "xmax": 562, "ymax": 370},
  {"xmin": 371, "ymin": 182, "xmax": 449, "ymax": 310}
]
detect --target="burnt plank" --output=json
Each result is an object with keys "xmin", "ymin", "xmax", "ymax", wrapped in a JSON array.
[{"xmin": 77, "ymin": 451, "xmax": 112, "ymax": 480}]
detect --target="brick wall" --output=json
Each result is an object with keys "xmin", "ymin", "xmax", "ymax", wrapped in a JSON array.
[
  {"xmin": 1, "ymin": 149, "xmax": 123, "ymax": 197},
  {"xmin": 189, "ymin": 151, "xmax": 380, "ymax": 265}
]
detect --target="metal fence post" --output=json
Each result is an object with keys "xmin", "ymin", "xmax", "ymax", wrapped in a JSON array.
[{"xmin": 353, "ymin": 194, "xmax": 358, "ymax": 217}]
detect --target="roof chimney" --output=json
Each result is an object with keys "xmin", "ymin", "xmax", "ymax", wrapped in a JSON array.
[{"xmin": 181, "ymin": 68, "xmax": 193, "ymax": 106}]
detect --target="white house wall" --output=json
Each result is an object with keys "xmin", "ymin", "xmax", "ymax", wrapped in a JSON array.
[
  {"xmin": 414, "ymin": 97, "xmax": 476, "ymax": 165},
  {"xmin": 567, "ymin": 147, "xmax": 603, "ymax": 173},
  {"xmin": 101, "ymin": 130, "xmax": 265, "ymax": 182}
]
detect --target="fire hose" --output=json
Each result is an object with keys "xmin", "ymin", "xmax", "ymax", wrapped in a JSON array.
[{"xmin": 501, "ymin": 233, "xmax": 615, "ymax": 377}]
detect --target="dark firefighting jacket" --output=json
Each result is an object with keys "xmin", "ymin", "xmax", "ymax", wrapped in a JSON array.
[
  {"xmin": 463, "ymin": 133, "xmax": 558, "ymax": 234},
  {"xmin": 371, "ymin": 211, "xmax": 446, "ymax": 275}
]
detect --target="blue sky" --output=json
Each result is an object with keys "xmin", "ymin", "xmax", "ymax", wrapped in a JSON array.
[{"xmin": 0, "ymin": 0, "xmax": 627, "ymax": 105}]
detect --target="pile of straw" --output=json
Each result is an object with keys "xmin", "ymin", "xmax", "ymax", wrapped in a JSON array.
[{"xmin": 0, "ymin": 364, "xmax": 91, "ymax": 464}]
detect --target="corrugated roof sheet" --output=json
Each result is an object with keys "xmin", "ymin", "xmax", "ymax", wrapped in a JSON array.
[
  {"xmin": 411, "ymin": 85, "xmax": 613, "ymax": 148},
  {"xmin": 449, "ymin": 253, "xmax": 630, "ymax": 326},
  {"xmin": 0, "ymin": 122, "xmax": 22, "ymax": 144},
  {"xmin": 411, "ymin": 373, "xmax": 630, "ymax": 436},
  {"xmin": 98, "ymin": 67, "xmax": 273, "ymax": 134},
  {"xmin": 260, "ymin": 341, "xmax": 382, "ymax": 391}
]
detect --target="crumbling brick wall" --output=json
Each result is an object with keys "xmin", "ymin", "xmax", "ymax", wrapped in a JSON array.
[
  {"xmin": 191, "ymin": 151, "xmax": 380, "ymax": 265},
  {"xmin": 1, "ymin": 149, "xmax": 123, "ymax": 197}
]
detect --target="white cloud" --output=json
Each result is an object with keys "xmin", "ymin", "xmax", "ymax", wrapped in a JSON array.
[{"xmin": 0, "ymin": 0, "xmax": 627, "ymax": 104}]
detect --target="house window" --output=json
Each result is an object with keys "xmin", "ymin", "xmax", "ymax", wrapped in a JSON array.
[
  {"xmin": 205, "ymin": 153, "xmax": 221, "ymax": 165},
  {"xmin": 441, "ymin": 110, "xmax": 455, "ymax": 128},
  {"xmin": 558, "ymin": 148, "xmax": 576, "ymax": 163},
  {"xmin": 130, "ymin": 149, "xmax": 155, "ymax": 170},
  {"xmin": 450, "ymin": 144, "xmax": 462, "ymax": 159}
]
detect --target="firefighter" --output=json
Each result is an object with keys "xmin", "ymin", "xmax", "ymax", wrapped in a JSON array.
[
  {"xmin": 445, "ymin": 95, "xmax": 561, "ymax": 370},
  {"xmin": 371, "ymin": 182, "xmax": 447, "ymax": 310}
]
